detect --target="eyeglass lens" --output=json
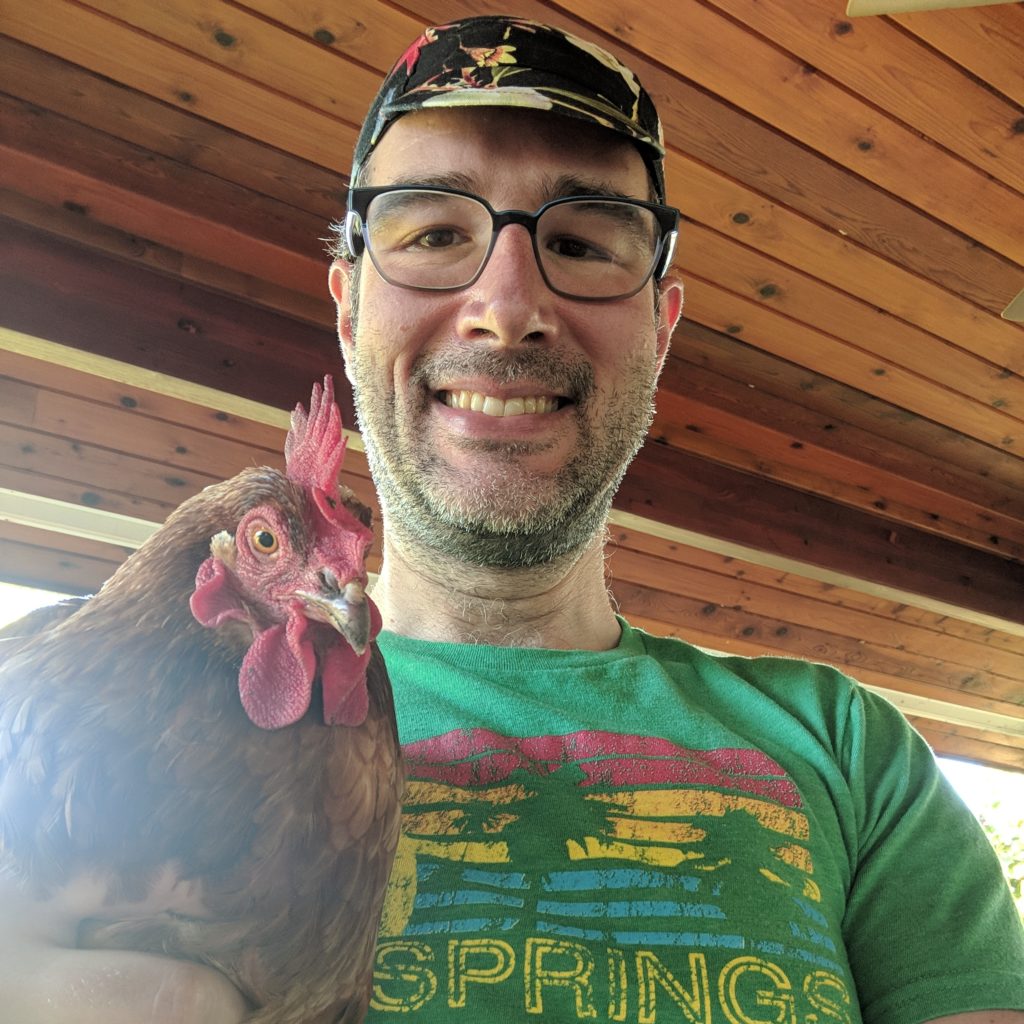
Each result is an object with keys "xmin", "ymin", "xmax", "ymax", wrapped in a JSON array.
[{"xmin": 361, "ymin": 190, "xmax": 663, "ymax": 299}]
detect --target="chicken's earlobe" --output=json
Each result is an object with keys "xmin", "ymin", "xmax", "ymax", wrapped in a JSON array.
[{"xmin": 190, "ymin": 556, "xmax": 247, "ymax": 628}]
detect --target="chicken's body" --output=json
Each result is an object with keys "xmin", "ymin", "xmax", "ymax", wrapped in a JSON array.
[{"xmin": 0, "ymin": 382, "xmax": 402, "ymax": 1023}]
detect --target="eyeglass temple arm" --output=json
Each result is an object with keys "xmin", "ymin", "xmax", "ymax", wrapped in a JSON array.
[{"xmin": 656, "ymin": 229, "xmax": 679, "ymax": 280}]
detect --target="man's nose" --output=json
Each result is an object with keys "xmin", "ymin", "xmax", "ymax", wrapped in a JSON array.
[{"xmin": 454, "ymin": 224, "xmax": 559, "ymax": 346}]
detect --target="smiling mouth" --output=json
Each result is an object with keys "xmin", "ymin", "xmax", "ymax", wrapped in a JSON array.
[{"xmin": 440, "ymin": 390, "xmax": 569, "ymax": 417}]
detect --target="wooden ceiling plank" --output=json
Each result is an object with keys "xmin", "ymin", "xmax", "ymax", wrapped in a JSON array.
[
  {"xmin": 0, "ymin": 189, "xmax": 332, "ymax": 326},
  {"xmin": 0, "ymin": 519, "xmax": 133, "ymax": 564},
  {"xmin": 0, "ymin": 89, "xmax": 325, "ymax": 257},
  {"xmin": 612, "ymin": 525, "xmax": 1024, "ymax": 657},
  {"xmin": 80, "ymin": 0, "xmax": 381, "ymax": 127},
  {"xmin": 609, "ymin": 507, "xmax": 1024, "ymax": 640},
  {"xmin": 653, "ymin": 393, "xmax": 1024, "ymax": 559},
  {"xmin": 1, "ymin": 347, "xmax": 287, "ymax": 452},
  {"xmin": 237, "ymin": 0, "xmax": 426, "ymax": 65},
  {"xmin": 892, "ymin": 5, "xmax": 1024, "ymax": 108},
  {"xmin": 684, "ymin": 277, "xmax": 1021, "ymax": 452},
  {"xmin": 612, "ymin": 545, "xmax": 1024, "ymax": 686},
  {"xmin": 0, "ymin": 37, "xmax": 345, "ymax": 218},
  {"xmin": 624, "ymin": 443, "xmax": 1024, "ymax": 628},
  {"xmin": 611, "ymin": 579, "xmax": 1023, "ymax": 705},
  {"xmin": 0, "ymin": 536, "xmax": 118, "ymax": 596},
  {"xmin": 676, "ymin": 325, "xmax": 1024, "ymax": 494},
  {"xmin": 665, "ymin": 155, "xmax": 1024, "ymax": 376},
  {"xmin": 0, "ymin": 463, "xmax": 173, "ymax": 524},
  {"xmin": 908, "ymin": 718, "xmax": 1024, "ymax": 773},
  {"xmin": 573, "ymin": 0, "xmax": 1023, "ymax": 262},
  {"xmin": 661, "ymin": 354, "xmax": 1024, "ymax": 521},
  {"xmin": 0, "ymin": 0, "xmax": 356, "ymax": 170},
  {"xmin": 393, "ymin": 0, "xmax": 1023, "ymax": 312},
  {"xmin": 0, "ymin": 421, "xmax": 222, "ymax": 510},
  {"xmin": 0, "ymin": 219, "xmax": 345, "ymax": 415},
  {"xmin": 608, "ymin": 545, "xmax": 1023, "ymax": 683},
  {"xmin": 0, "ymin": 95, "xmax": 326, "ymax": 297},
  {"xmin": 0, "ymin": 152, "xmax": 323, "ymax": 300},
  {"xmin": 0, "ymin": 379, "xmax": 282, "ymax": 482},
  {"xmin": 681, "ymin": 221, "xmax": 1024, "ymax": 418},
  {"xmin": 707, "ymin": 0, "xmax": 1024, "ymax": 195}
]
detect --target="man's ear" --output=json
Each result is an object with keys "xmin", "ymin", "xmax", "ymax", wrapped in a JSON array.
[
  {"xmin": 654, "ymin": 273, "xmax": 684, "ymax": 375},
  {"xmin": 328, "ymin": 260, "xmax": 356, "ymax": 383}
]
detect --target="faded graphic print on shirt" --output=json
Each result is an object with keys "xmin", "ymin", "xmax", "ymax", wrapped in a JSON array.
[{"xmin": 371, "ymin": 729, "xmax": 855, "ymax": 1022}]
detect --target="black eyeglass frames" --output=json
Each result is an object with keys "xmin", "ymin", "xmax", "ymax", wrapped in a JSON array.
[{"xmin": 343, "ymin": 185, "xmax": 680, "ymax": 302}]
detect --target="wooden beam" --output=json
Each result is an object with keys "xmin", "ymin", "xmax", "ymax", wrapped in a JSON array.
[
  {"xmin": 706, "ymin": 0, "xmax": 1024, "ymax": 196},
  {"xmin": 656, "ymin": 364, "xmax": 1024, "ymax": 560},
  {"xmin": 893, "ymin": 5, "xmax": 1024, "ymax": 108},
  {"xmin": 0, "ymin": 217, "xmax": 347, "ymax": 417},
  {"xmin": 909, "ymin": 716, "xmax": 1024, "ymax": 773},
  {"xmin": 0, "ymin": 520, "xmax": 125, "ymax": 595},
  {"xmin": 623, "ymin": 442, "xmax": 1024, "ymax": 629},
  {"xmin": 0, "ymin": 187, "xmax": 331, "ymax": 325},
  {"xmin": 614, "ymin": 525, "xmax": 1023, "ymax": 656},
  {"xmin": 675, "ymin": 322, "xmax": 1024, "ymax": 492},
  {"xmin": 0, "ymin": 36, "xmax": 346, "ymax": 217},
  {"xmin": 682, "ymin": 275, "xmax": 1020, "ymax": 451},
  {"xmin": 0, "ymin": 93, "xmax": 326, "ymax": 297},
  {"xmin": 0, "ymin": 0, "xmax": 361, "ymax": 171}
]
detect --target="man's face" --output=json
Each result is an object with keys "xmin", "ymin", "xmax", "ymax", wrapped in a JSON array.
[{"xmin": 330, "ymin": 107, "xmax": 683, "ymax": 568}]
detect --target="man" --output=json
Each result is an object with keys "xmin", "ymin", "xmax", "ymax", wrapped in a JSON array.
[{"xmin": 3, "ymin": 14, "xmax": 1023, "ymax": 1024}]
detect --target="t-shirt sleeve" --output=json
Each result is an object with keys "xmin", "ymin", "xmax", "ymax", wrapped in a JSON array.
[{"xmin": 840, "ymin": 685, "xmax": 1024, "ymax": 1024}]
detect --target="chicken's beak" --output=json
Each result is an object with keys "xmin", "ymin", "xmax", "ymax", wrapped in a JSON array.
[{"xmin": 298, "ymin": 578, "xmax": 371, "ymax": 655}]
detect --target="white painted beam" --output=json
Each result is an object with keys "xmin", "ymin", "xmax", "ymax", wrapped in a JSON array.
[{"xmin": 848, "ymin": 0, "xmax": 1014, "ymax": 15}]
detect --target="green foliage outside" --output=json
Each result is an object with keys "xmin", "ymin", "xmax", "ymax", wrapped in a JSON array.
[{"xmin": 978, "ymin": 804, "xmax": 1024, "ymax": 920}]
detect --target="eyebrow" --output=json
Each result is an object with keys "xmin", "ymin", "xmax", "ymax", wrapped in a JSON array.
[
  {"xmin": 386, "ymin": 171, "xmax": 478, "ymax": 192},
  {"xmin": 543, "ymin": 174, "xmax": 639, "ymax": 202},
  {"xmin": 378, "ymin": 172, "xmax": 641, "ymax": 206}
]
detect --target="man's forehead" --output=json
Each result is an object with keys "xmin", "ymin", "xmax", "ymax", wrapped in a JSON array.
[{"xmin": 360, "ymin": 106, "xmax": 650, "ymax": 197}]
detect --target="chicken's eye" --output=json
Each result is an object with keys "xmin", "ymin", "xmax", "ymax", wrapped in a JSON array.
[{"xmin": 250, "ymin": 527, "xmax": 279, "ymax": 555}]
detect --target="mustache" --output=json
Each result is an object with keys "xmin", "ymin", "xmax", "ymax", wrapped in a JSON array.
[{"xmin": 411, "ymin": 348, "xmax": 595, "ymax": 403}]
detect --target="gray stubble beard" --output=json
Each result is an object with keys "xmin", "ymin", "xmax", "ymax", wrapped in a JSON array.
[{"xmin": 345, "ymin": 287, "xmax": 661, "ymax": 570}]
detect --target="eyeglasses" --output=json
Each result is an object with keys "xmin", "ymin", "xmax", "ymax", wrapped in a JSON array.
[{"xmin": 344, "ymin": 186, "xmax": 680, "ymax": 301}]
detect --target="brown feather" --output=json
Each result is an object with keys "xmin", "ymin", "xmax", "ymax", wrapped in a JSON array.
[{"xmin": 0, "ymin": 466, "xmax": 403, "ymax": 1024}]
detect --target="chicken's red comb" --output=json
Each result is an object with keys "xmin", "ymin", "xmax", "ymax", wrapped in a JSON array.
[{"xmin": 284, "ymin": 376, "xmax": 346, "ymax": 493}]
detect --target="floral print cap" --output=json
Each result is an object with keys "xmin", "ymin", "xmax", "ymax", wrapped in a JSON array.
[{"xmin": 352, "ymin": 15, "xmax": 667, "ymax": 203}]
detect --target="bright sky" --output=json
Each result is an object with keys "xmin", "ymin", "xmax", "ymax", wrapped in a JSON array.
[{"xmin": 0, "ymin": 581, "xmax": 1020, "ymax": 819}]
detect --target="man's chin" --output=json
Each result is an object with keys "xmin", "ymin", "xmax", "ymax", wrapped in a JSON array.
[
  {"xmin": 422, "ymin": 479, "xmax": 572, "ymax": 534},
  {"xmin": 404, "ymin": 481, "xmax": 612, "ymax": 569}
]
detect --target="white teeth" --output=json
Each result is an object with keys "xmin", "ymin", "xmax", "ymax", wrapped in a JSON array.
[{"xmin": 443, "ymin": 390, "xmax": 559, "ymax": 417}]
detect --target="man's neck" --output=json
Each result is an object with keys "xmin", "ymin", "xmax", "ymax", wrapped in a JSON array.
[{"xmin": 370, "ymin": 530, "xmax": 621, "ymax": 651}]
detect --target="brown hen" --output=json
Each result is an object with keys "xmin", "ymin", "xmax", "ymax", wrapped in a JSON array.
[{"xmin": 0, "ymin": 378, "xmax": 403, "ymax": 1024}]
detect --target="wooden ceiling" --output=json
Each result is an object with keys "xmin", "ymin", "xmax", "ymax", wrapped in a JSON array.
[{"xmin": 1, "ymin": 0, "xmax": 1022, "ymax": 770}]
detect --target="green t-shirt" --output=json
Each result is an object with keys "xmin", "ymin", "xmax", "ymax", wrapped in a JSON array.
[{"xmin": 367, "ymin": 619, "xmax": 1024, "ymax": 1024}]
